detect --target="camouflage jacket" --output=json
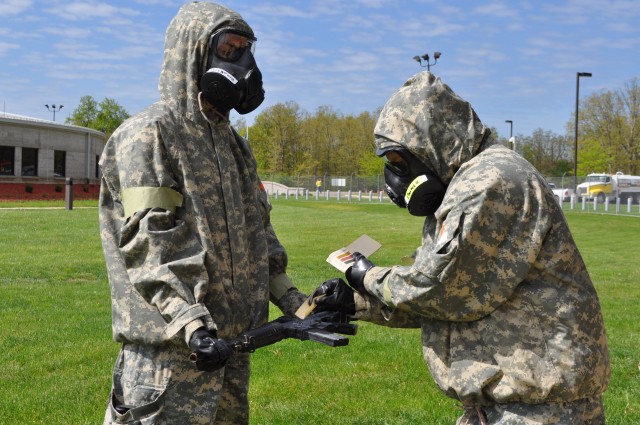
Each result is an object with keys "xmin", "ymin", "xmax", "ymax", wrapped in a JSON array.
[
  {"xmin": 99, "ymin": 2, "xmax": 304, "ymax": 347},
  {"xmin": 363, "ymin": 72, "xmax": 610, "ymax": 405}
]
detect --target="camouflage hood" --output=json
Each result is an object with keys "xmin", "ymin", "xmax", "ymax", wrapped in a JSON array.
[
  {"xmin": 374, "ymin": 72, "xmax": 492, "ymax": 185},
  {"xmin": 158, "ymin": 2, "xmax": 254, "ymax": 125}
]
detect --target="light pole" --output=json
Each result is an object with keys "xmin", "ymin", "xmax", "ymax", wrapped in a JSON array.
[
  {"xmin": 573, "ymin": 72, "xmax": 592, "ymax": 191},
  {"xmin": 505, "ymin": 120, "xmax": 515, "ymax": 150},
  {"xmin": 45, "ymin": 104, "xmax": 63, "ymax": 121},
  {"xmin": 413, "ymin": 52, "xmax": 441, "ymax": 71}
]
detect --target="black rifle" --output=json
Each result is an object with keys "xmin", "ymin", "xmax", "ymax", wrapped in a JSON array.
[{"xmin": 190, "ymin": 311, "xmax": 356, "ymax": 363}]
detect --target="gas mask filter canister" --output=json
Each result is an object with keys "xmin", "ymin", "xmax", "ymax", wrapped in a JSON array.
[{"xmin": 382, "ymin": 149, "xmax": 446, "ymax": 216}]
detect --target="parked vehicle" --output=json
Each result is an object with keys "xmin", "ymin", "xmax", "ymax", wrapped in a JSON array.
[
  {"xmin": 576, "ymin": 172, "xmax": 640, "ymax": 203},
  {"xmin": 547, "ymin": 182, "xmax": 574, "ymax": 203},
  {"xmin": 552, "ymin": 187, "xmax": 575, "ymax": 203}
]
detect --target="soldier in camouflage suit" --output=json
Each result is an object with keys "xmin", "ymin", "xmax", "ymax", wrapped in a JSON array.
[
  {"xmin": 313, "ymin": 72, "xmax": 610, "ymax": 424},
  {"xmin": 99, "ymin": 2, "xmax": 306, "ymax": 424}
]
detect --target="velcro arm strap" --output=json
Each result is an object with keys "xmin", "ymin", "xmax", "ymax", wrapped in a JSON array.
[
  {"xmin": 121, "ymin": 186, "xmax": 184, "ymax": 219},
  {"xmin": 270, "ymin": 273, "xmax": 294, "ymax": 301}
]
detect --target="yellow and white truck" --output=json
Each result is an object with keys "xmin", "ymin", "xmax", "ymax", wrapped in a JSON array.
[{"xmin": 576, "ymin": 172, "xmax": 640, "ymax": 203}]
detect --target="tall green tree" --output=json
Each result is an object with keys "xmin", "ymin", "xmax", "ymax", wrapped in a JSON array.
[
  {"xmin": 251, "ymin": 102, "xmax": 303, "ymax": 175},
  {"xmin": 617, "ymin": 78, "xmax": 640, "ymax": 174},
  {"xmin": 342, "ymin": 111, "xmax": 378, "ymax": 176},
  {"xmin": 520, "ymin": 129, "xmax": 572, "ymax": 176},
  {"xmin": 303, "ymin": 106, "xmax": 342, "ymax": 175},
  {"xmin": 95, "ymin": 98, "xmax": 130, "ymax": 138},
  {"xmin": 66, "ymin": 95, "xmax": 99, "ymax": 127},
  {"xmin": 578, "ymin": 77, "xmax": 640, "ymax": 175},
  {"xmin": 66, "ymin": 96, "xmax": 129, "ymax": 139}
]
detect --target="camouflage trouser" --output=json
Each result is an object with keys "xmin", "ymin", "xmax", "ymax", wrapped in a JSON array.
[
  {"xmin": 456, "ymin": 395, "xmax": 605, "ymax": 425},
  {"xmin": 103, "ymin": 343, "xmax": 251, "ymax": 425}
]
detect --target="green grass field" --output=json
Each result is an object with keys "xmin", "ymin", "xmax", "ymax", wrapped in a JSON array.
[{"xmin": 0, "ymin": 200, "xmax": 638, "ymax": 424}]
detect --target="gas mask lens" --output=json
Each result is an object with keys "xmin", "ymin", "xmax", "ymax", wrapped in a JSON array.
[
  {"xmin": 201, "ymin": 27, "xmax": 264, "ymax": 115},
  {"xmin": 210, "ymin": 30, "xmax": 256, "ymax": 62},
  {"xmin": 383, "ymin": 150, "xmax": 410, "ymax": 176}
]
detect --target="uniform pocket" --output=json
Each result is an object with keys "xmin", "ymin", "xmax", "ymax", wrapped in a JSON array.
[
  {"xmin": 104, "ymin": 346, "xmax": 170, "ymax": 425},
  {"xmin": 107, "ymin": 384, "xmax": 166, "ymax": 425},
  {"xmin": 479, "ymin": 298, "xmax": 560, "ymax": 403}
]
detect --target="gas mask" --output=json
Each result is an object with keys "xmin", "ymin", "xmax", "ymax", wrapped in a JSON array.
[
  {"xmin": 382, "ymin": 149, "xmax": 446, "ymax": 216},
  {"xmin": 200, "ymin": 29, "xmax": 265, "ymax": 115}
]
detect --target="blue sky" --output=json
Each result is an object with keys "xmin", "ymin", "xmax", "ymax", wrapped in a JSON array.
[{"xmin": 1, "ymin": 0, "xmax": 639, "ymax": 138}]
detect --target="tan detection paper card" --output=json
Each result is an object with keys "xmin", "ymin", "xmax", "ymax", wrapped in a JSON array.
[
  {"xmin": 326, "ymin": 234, "xmax": 381, "ymax": 273},
  {"xmin": 294, "ymin": 234, "xmax": 382, "ymax": 319},
  {"xmin": 294, "ymin": 294, "xmax": 325, "ymax": 319}
]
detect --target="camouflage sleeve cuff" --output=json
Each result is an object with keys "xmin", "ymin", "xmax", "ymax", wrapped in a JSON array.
[
  {"xmin": 270, "ymin": 273, "xmax": 294, "ymax": 300},
  {"xmin": 354, "ymin": 292, "xmax": 393, "ymax": 324},
  {"xmin": 363, "ymin": 266, "xmax": 393, "ymax": 305},
  {"xmin": 354, "ymin": 292, "xmax": 421, "ymax": 327},
  {"xmin": 184, "ymin": 319, "xmax": 206, "ymax": 345},
  {"xmin": 277, "ymin": 288, "xmax": 308, "ymax": 316},
  {"xmin": 163, "ymin": 303, "xmax": 213, "ymax": 343},
  {"xmin": 354, "ymin": 292, "xmax": 375, "ymax": 321}
]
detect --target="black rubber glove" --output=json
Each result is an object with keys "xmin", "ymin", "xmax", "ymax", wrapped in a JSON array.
[
  {"xmin": 312, "ymin": 278, "xmax": 356, "ymax": 315},
  {"xmin": 345, "ymin": 252, "xmax": 375, "ymax": 294},
  {"xmin": 189, "ymin": 328, "xmax": 234, "ymax": 372}
]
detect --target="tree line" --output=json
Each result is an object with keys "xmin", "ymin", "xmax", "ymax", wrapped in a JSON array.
[
  {"xmin": 67, "ymin": 77, "xmax": 639, "ymax": 178},
  {"xmin": 234, "ymin": 103, "xmax": 382, "ymax": 177},
  {"xmin": 236, "ymin": 77, "xmax": 639, "ymax": 179}
]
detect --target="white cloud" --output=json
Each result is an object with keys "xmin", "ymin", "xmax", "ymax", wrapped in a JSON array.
[
  {"xmin": 1, "ymin": 0, "xmax": 639, "ymax": 135},
  {"xmin": 133, "ymin": 0, "xmax": 181, "ymax": 5},
  {"xmin": 457, "ymin": 46, "xmax": 508, "ymax": 66},
  {"xmin": 0, "ymin": 0, "xmax": 32, "ymax": 15},
  {"xmin": 40, "ymin": 26, "xmax": 93, "ymax": 39},
  {"xmin": 45, "ymin": 2, "xmax": 140, "ymax": 21},
  {"xmin": 252, "ymin": 4, "xmax": 316, "ymax": 19},
  {"xmin": 472, "ymin": 1, "xmax": 519, "ymax": 18},
  {"xmin": 354, "ymin": 0, "xmax": 393, "ymax": 7},
  {"xmin": 0, "ymin": 41, "xmax": 20, "ymax": 57}
]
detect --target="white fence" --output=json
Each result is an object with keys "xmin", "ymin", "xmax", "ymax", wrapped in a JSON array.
[
  {"xmin": 560, "ymin": 195, "xmax": 640, "ymax": 215},
  {"xmin": 263, "ymin": 181, "xmax": 640, "ymax": 215},
  {"xmin": 264, "ymin": 182, "xmax": 391, "ymax": 204}
]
